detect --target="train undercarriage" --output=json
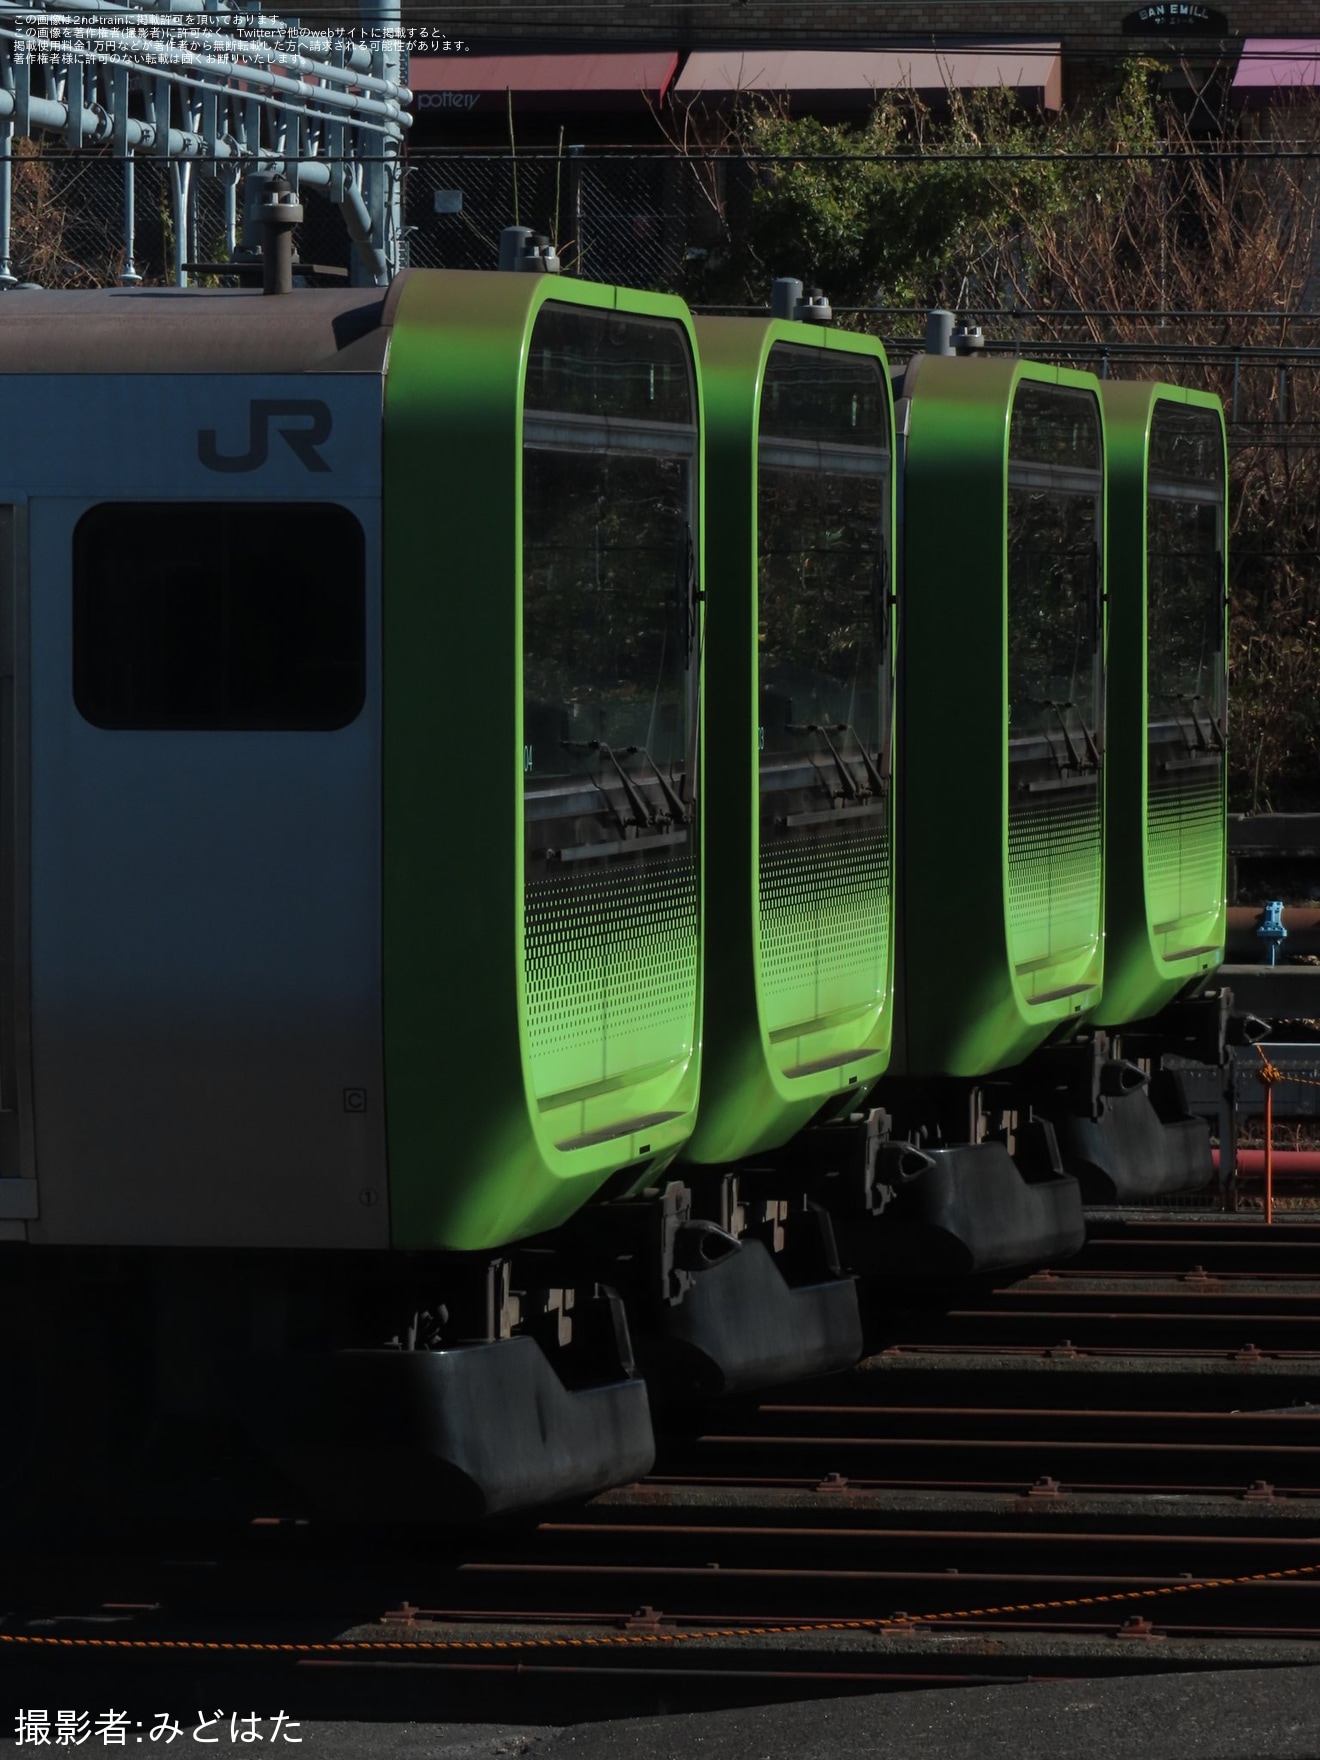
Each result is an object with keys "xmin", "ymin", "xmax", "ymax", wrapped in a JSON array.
[{"xmin": 0, "ymin": 989, "xmax": 1249, "ymax": 1531}]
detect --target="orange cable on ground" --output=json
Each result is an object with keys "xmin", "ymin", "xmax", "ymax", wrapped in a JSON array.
[{"xmin": 4, "ymin": 1558, "xmax": 1320, "ymax": 1658}]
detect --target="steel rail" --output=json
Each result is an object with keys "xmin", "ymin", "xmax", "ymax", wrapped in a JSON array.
[
  {"xmin": 368, "ymin": 1605, "xmax": 1320, "ymax": 1638},
  {"xmin": 541, "ymin": 1521, "xmax": 1320, "ymax": 1551},
  {"xmin": 453, "ymin": 1563, "xmax": 1320, "ymax": 1585},
  {"xmin": 875, "ymin": 1312, "xmax": 1320, "ymax": 1346},
  {"xmin": 685, "ymin": 1436, "xmax": 1320, "ymax": 1460},
  {"xmin": 1060, "ymin": 1277, "xmax": 1320, "ymax": 1286},
  {"xmin": 301, "ymin": 1659, "xmax": 1031, "ymax": 1688},
  {"xmin": 972, "ymin": 1289, "xmax": 1320, "ymax": 1308},
  {"xmin": 643, "ymin": 1472, "xmax": 1320, "ymax": 1493},
  {"xmin": 868, "ymin": 1344, "xmax": 1320, "ymax": 1359},
  {"xmin": 730, "ymin": 1404, "xmax": 1320, "ymax": 1428}
]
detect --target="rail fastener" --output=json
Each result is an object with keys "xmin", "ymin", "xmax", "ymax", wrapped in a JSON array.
[
  {"xmin": 1027, "ymin": 1476, "xmax": 1064, "ymax": 1498},
  {"xmin": 815, "ymin": 1473, "xmax": 850, "ymax": 1494},
  {"xmin": 1115, "ymin": 1616, "xmax": 1163, "ymax": 1641}
]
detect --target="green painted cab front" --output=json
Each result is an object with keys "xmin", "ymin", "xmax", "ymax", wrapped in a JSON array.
[
  {"xmin": 896, "ymin": 357, "xmax": 1107, "ymax": 1079},
  {"xmin": 685, "ymin": 318, "xmax": 895, "ymax": 1164},
  {"xmin": 1097, "ymin": 383, "xmax": 1227, "ymax": 1027},
  {"xmin": 384, "ymin": 273, "xmax": 704, "ymax": 1249}
]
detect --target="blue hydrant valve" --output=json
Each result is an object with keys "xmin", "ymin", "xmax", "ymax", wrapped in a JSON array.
[{"xmin": 1257, "ymin": 900, "xmax": 1288, "ymax": 967}]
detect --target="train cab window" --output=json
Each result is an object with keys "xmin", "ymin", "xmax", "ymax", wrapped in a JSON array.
[
  {"xmin": 73, "ymin": 502, "xmax": 366, "ymax": 730},
  {"xmin": 1146, "ymin": 403, "xmax": 1226, "ymax": 739},
  {"xmin": 1145, "ymin": 402, "xmax": 1225, "ymax": 939},
  {"xmin": 755, "ymin": 344, "xmax": 890, "ymax": 828},
  {"xmin": 1006, "ymin": 383, "xmax": 1104, "ymax": 764},
  {"xmin": 523, "ymin": 304, "xmax": 694, "ymax": 425},
  {"xmin": 521, "ymin": 305, "xmax": 699, "ymax": 868}
]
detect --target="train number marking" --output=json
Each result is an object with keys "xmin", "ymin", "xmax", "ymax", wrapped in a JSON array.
[{"xmin": 198, "ymin": 399, "xmax": 333, "ymax": 473}]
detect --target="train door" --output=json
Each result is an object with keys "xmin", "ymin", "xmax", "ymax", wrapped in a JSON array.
[
  {"xmin": 0, "ymin": 501, "xmax": 35, "ymax": 1239},
  {"xmin": 25, "ymin": 374, "xmax": 386, "ymax": 1251}
]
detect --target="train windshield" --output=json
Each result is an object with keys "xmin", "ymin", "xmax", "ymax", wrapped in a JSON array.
[
  {"xmin": 1007, "ymin": 382, "xmax": 1104, "ymax": 764},
  {"xmin": 757, "ymin": 344, "xmax": 891, "ymax": 825},
  {"xmin": 521, "ymin": 305, "xmax": 698, "ymax": 870},
  {"xmin": 1147, "ymin": 402, "xmax": 1226, "ymax": 748},
  {"xmin": 755, "ymin": 342, "xmax": 892, "ymax": 1053},
  {"xmin": 1005, "ymin": 380, "xmax": 1105, "ymax": 985},
  {"xmin": 1145, "ymin": 400, "xmax": 1226, "ymax": 950}
]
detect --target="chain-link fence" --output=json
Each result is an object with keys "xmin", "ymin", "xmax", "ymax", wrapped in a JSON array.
[
  {"xmin": 404, "ymin": 150, "xmax": 692, "ymax": 289},
  {"xmin": 5, "ymin": 148, "xmax": 383, "ymax": 285},
  {"xmin": 26, "ymin": 144, "xmax": 1320, "ymax": 328},
  {"xmin": 5, "ymin": 149, "xmax": 291, "ymax": 285},
  {"xmin": 8, "ymin": 146, "xmax": 698, "ymax": 290}
]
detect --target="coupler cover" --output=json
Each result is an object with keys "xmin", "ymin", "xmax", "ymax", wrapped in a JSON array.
[
  {"xmin": 845, "ymin": 1141, "xmax": 1085, "ymax": 1280},
  {"xmin": 638, "ymin": 1238, "xmax": 864, "ymax": 1401},
  {"xmin": 244, "ymin": 1336, "xmax": 656, "ymax": 1521},
  {"xmin": 1048, "ymin": 1071, "xmax": 1215, "ymax": 1204}
]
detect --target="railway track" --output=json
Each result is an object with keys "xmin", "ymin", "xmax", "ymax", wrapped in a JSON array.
[{"xmin": 7, "ymin": 1210, "xmax": 1320, "ymax": 1718}]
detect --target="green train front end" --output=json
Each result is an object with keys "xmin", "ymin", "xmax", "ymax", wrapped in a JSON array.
[
  {"xmin": 1100, "ymin": 385, "xmax": 1227, "ymax": 1014},
  {"xmin": 682, "ymin": 316, "xmax": 1091, "ymax": 1295},
  {"xmin": 608, "ymin": 310, "xmax": 901, "ymax": 1398},
  {"xmin": 1049, "ymin": 382, "xmax": 1229, "ymax": 1204},
  {"xmin": 387, "ymin": 274, "xmax": 705, "ymax": 1249},
  {"xmin": 686, "ymin": 317, "xmax": 896, "ymax": 1164},
  {"xmin": 837, "ymin": 352, "xmax": 1100, "ymax": 1280},
  {"xmin": 879, "ymin": 348, "xmax": 1225, "ymax": 1223},
  {"xmin": 900, "ymin": 360, "xmax": 1106, "ymax": 1064}
]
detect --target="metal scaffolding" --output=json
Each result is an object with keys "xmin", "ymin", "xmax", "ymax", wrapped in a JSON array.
[{"xmin": 0, "ymin": 0, "xmax": 410, "ymax": 286}]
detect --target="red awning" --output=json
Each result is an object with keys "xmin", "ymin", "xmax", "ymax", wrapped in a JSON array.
[
  {"xmin": 409, "ymin": 51, "xmax": 680, "ymax": 115},
  {"xmin": 673, "ymin": 45, "xmax": 1062, "ymax": 112},
  {"xmin": 1232, "ymin": 39, "xmax": 1320, "ymax": 99}
]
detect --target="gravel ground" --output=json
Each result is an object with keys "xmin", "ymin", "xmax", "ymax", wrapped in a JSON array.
[{"xmin": 7, "ymin": 1666, "xmax": 1314, "ymax": 1760}]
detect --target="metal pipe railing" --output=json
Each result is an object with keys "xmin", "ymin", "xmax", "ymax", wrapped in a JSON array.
[{"xmin": 0, "ymin": 0, "xmax": 412, "ymax": 284}]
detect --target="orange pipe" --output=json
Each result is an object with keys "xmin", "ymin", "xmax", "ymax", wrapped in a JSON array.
[
  {"xmin": 1212, "ymin": 1149, "xmax": 1320, "ymax": 1174},
  {"xmin": 1265, "ymin": 1083, "xmax": 1274, "ymax": 1226}
]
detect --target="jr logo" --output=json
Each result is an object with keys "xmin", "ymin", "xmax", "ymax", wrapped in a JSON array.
[{"xmin": 198, "ymin": 399, "xmax": 333, "ymax": 473}]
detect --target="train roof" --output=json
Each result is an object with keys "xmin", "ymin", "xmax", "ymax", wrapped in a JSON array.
[{"xmin": 0, "ymin": 285, "xmax": 392, "ymax": 374}]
